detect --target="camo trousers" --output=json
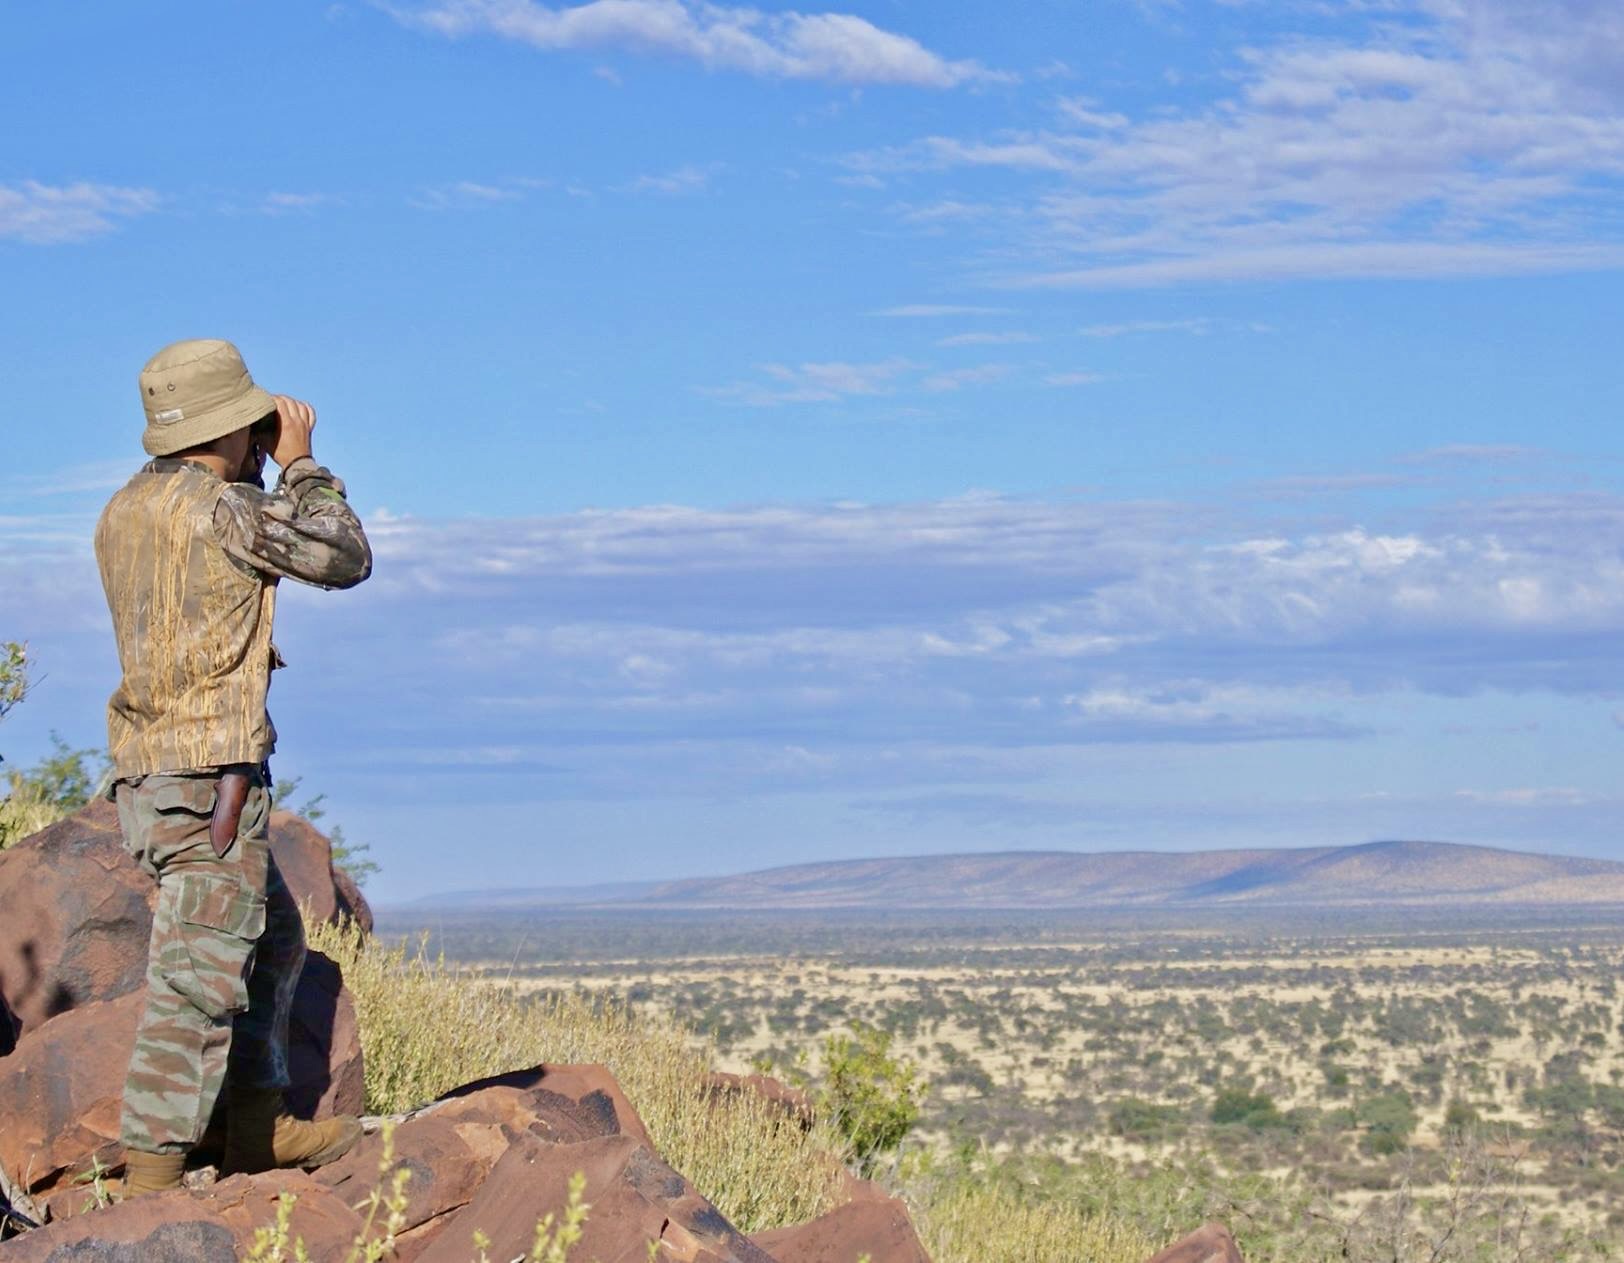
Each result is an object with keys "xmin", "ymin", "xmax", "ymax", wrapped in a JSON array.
[{"xmin": 114, "ymin": 770, "xmax": 306, "ymax": 1154}]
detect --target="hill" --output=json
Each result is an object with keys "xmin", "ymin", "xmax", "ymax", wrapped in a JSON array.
[{"xmin": 418, "ymin": 840, "xmax": 1624, "ymax": 911}]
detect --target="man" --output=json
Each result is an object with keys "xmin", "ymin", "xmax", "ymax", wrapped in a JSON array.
[{"xmin": 95, "ymin": 338, "xmax": 373, "ymax": 1195}]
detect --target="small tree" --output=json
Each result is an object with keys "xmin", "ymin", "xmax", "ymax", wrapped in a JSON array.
[
  {"xmin": 0, "ymin": 642, "xmax": 27, "ymax": 725},
  {"xmin": 1357, "ymin": 1090, "xmax": 1418, "ymax": 1156},
  {"xmin": 821, "ymin": 1022, "xmax": 921, "ymax": 1177}
]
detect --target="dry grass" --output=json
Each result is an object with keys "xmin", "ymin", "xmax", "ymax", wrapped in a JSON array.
[
  {"xmin": 911, "ymin": 1178, "xmax": 1159, "ymax": 1263},
  {"xmin": 0, "ymin": 779, "xmax": 68, "ymax": 851},
  {"xmin": 305, "ymin": 919, "xmax": 846, "ymax": 1234}
]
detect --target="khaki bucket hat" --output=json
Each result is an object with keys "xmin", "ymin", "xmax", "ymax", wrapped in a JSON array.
[{"xmin": 138, "ymin": 339, "xmax": 277, "ymax": 456}]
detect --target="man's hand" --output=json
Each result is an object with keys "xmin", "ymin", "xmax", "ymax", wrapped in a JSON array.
[{"xmin": 267, "ymin": 395, "xmax": 316, "ymax": 469}]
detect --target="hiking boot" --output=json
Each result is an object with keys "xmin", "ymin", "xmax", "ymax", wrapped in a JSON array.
[
  {"xmin": 222, "ymin": 1085, "xmax": 362, "ymax": 1175},
  {"xmin": 122, "ymin": 1150, "xmax": 186, "ymax": 1196}
]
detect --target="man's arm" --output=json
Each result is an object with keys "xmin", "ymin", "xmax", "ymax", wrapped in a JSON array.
[{"xmin": 214, "ymin": 458, "xmax": 373, "ymax": 589}]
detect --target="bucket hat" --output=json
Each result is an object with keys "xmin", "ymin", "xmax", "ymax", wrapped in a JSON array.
[{"xmin": 138, "ymin": 339, "xmax": 277, "ymax": 456}]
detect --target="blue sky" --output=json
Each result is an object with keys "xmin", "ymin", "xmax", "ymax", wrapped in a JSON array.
[{"xmin": 4, "ymin": 1, "xmax": 1624, "ymax": 902}]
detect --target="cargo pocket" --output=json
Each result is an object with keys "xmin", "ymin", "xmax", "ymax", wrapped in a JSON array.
[{"xmin": 162, "ymin": 873, "xmax": 267, "ymax": 1020}]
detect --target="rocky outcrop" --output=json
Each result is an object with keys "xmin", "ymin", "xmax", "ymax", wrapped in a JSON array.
[
  {"xmin": 1147, "ymin": 1222, "xmax": 1246, "ymax": 1263},
  {"xmin": 0, "ymin": 1170, "xmax": 369, "ymax": 1263},
  {"xmin": 0, "ymin": 801, "xmax": 372, "ymax": 1041},
  {"xmin": 0, "ymin": 804, "xmax": 367, "ymax": 1218},
  {"xmin": 3, "ymin": 1064, "xmax": 815, "ymax": 1263},
  {"xmin": 704, "ymin": 1071, "xmax": 816, "ymax": 1131},
  {"xmin": 314, "ymin": 1064, "xmax": 656, "ymax": 1259},
  {"xmin": 751, "ymin": 1188, "xmax": 931, "ymax": 1263},
  {"xmin": 0, "ymin": 800, "xmax": 148, "ymax": 1033},
  {"xmin": 267, "ymin": 809, "xmax": 374, "ymax": 934}
]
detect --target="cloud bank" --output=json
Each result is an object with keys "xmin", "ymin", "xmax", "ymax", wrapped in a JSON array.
[
  {"xmin": 847, "ymin": 0, "xmax": 1624, "ymax": 284},
  {"xmin": 398, "ymin": 0, "xmax": 997, "ymax": 86}
]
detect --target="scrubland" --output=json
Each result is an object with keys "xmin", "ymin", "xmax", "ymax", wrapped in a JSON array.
[{"xmin": 381, "ymin": 907, "xmax": 1624, "ymax": 1261}]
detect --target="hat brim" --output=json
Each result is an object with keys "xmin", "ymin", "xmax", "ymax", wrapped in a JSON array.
[{"xmin": 142, "ymin": 385, "xmax": 278, "ymax": 457}]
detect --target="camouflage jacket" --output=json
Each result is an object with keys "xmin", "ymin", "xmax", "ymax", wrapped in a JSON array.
[
  {"xmin": 96, "ymin": 456, "xmax": 371, "ymax": 780},
  {"xmin": 210, "ymin": 456, "xmax": 373, "ymax": 590}
]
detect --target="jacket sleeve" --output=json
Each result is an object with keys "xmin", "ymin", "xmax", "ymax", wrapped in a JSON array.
[{"xmin": 213, "ymin": 458, "xmax": 373, "ymax": 590}]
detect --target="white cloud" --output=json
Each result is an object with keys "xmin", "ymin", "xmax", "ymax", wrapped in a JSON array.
[
  {"xmin": 870, "ymin": 304, "xmax": 1013, "ymax": 318},
  {"xmin": 262, "ymin": 191, "xmax": 342, "ymax": 215},
  {"xmin": 409, "ymin": 179, "xmax": 532, "ymax": 210},
  {"xmin": 935, "ymin": 331, "xmax": 1038, "ymax": 347},
  {"xmin": 1079, "ymin": 318, "xmax": 1214, "ymax": 338},
  {"xmin": 0, "ymin": 181, "xmax": 159, "ymax": 244},
  {"xmin": 399, "ymin": 0, "xmax": 997, "ymax": 86},
  {"xmin": 622, "ymin": 163, "xmax": 717, "ymax": 195},
  {"xmin": 848, "ymin": 1, "xmax": 1624, "ymax": 285},
  {"xmin": 921, "ymin": 363, "xmax": 1013, "ymax": 392},
  {"xmin": 700, "ymin": 358, "xmax": 915, "ymax": 405}
]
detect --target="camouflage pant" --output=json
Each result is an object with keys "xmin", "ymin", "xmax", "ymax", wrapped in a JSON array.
[{"xmin": 115, "ymin": 769, "xmax": 306, "ymax": 1154}]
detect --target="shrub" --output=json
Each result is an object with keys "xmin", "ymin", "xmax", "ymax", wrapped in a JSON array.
[
  {"xmin": 1, "ymin": 731, "xmax": 106, "ymax": 850},
  {"xmin": 1108, "ymin": 1097, "xmax": 1183, "ymax": 1140},
  {"xmin": 1356, "ymin": 1091, "xmax": 1417, "ymax": 1156},
  {"xmin": 820, "ymin": 1021, "xmax": 922, "ymax": 1177},
  {"xmin": 1212, "ymin": 1087, "xmax": 1285, "ymax": 1130}
]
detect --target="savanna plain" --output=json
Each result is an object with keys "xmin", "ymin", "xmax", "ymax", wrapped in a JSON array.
[{"xmin": 379, "ymin": 906, "xmax": 1624, "ymax": 1262}]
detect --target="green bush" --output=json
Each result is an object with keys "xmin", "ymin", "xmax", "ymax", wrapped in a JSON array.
[
  {"xmin": 1, "ymin": 730, "xmax": 107, "ymax": 850},
  {"xmin": 1356, "ymin": 1091, "xmax": 1417, "ymax": 1156},
  {"xmin": 1108, "ymin": 1097, "xmax": 1184, "ymax": 1140},
  {"xmin": 1211, "ymin": 1087, "xmax": 1286, "ymax": 1130},
  {"xmin": 820, "ymin": 1021, "xmax": 921, "ymax": 1176}
]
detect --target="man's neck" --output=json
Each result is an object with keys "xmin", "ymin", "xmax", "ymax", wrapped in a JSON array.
[{"xmin": 178, "ymin": 453, "xmax": 233, "ymax": 480}]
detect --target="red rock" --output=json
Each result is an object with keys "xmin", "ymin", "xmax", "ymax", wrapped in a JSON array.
[
  {"xmin": 0, "ymin": 992, "xmax": 139, "ymax": 1197},
  {"xmin": 1147, "ymin": 1222, "xmax": 1246, "ymax": 1263},
  {"xmin": 0, "ymin": 801, "xmax": 370, "ymax": 1043},
  {"xmin": 417, "ymin": 1132, "xmax": 774, "ymax": 1263},
  {"xmin": 315, "ymin": 1115, "xmax": 489, "ymax": 1261},
  {"xmin": 0, "ymin": 1171, "xmax": 367, "ymax": 1261},
  {"xmin": 0, "ymin": 799, "xmax": 148, "ymax": 1033},
  {"xmin": 751, "ymin": 1193, "xmax": 931, "ymax": 1263},
  {"xmin": 0, "ymin": 1191, "xmax": 237, "ymax": 1262},
  {"xmin": 200, "ymin": 1168, "xmax": 367, "ymax": 1258},
  {"xmin": 311, "ymin": 1062, "xmax": 660, "ymax": 1260},
  {"xmin": 285, "ymin": 950, "xmax": 367, "ymax": 1120},
  {"xmin": 0, "ymin": 957, "xmax": 362, "ymax": 1204},
  {"xmin": 430, "ymin": 1063, "xmax": 657, "ymax": 1150},
  {"xmin": 704, "ymin": 1071, "xmax": 816, "ymax": 1130},
  {"xmin": 269, "ymin": 809, "xmax": 373, "ymax": 932},
  {"xmin": 332, "ymin": 863, "xmax": 375, "ymax": 935}
]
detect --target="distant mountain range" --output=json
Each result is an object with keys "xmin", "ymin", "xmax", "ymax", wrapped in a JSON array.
[{"xmin": 412, "ymin": 840, "xmax": 1624, "ymax": 911}]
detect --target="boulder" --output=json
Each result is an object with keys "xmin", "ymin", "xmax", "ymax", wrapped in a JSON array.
[
  {"xmin": 704, "ymin": 1071, "xmax": 816, "ymax": 1130},
  {"xmin": 429, "ymin": 1064, "xmax": 656, "ymax": 1150},
  {"xmin": 0, "ymin": 800, "xmax": 371, "ymax": 1042},
  {"xmin": 269, "ymin": 809, "xmax": 373, "ymax": 933},
  {"xmin": 0, "ymin": 993, "xmax": 140, "ymax": 1199},
  {"xmin": 314, "ymin": 1063, "xmax": 657, "ymax": 1260},
  {"xmin": 417, "ymin": 1132, "xmax": 775, "ymax": 1263},
  {"xmin": 0, "ymin": 800, "xmax": 148, "ymax": 1034},
  {"xmin": 1147, "ymin": 1222, "xmax": 1246, "ymax": 1263},
  {"xmin": 751, "ymin": 1192, "xmax": 931, "ymax": 1263},
  {"xmin": 0, "ymin": 1171, "xmax": 367, "ymax": 1262},
  {"xmin": 0, "ymin": 960, "xmax": 362, "ymax": 1206},
  {"xmin": 284, "ymin": 951, "xmax": 366, "ymax": 1120},
  {"xmin": 0, "ymin": 1193, "xmax": 239, "ymax": 1263},
  {"xmin": 197, "ymin": 1168, "xmax": 367, "ymax": 1259}
]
